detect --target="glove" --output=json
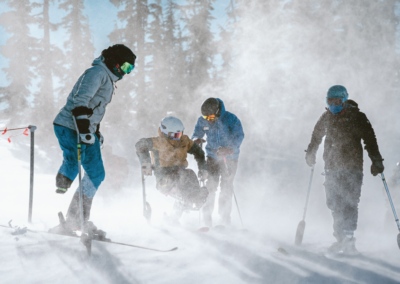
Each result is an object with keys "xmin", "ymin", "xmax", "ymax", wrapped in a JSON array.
[
  {"xmin": 193, "ymin": 138, "xmax": 206, "ymax": 146},
  {"xmin": 371, "ymin": 160, "xmax": 384, "ymax": 176},
  {"xmin": 216, "ymin": 146, "xmax": 234, "ymax": 158},
  {"xmin": 95, "ymin": 131, "xmax": 104, "ymax": 146},
  {"xmin": 72, "ymin": 107, "xmax": 95, "ymax": 145},
  {"xmin": 198, "ymin": 169, "xmax": 208, "ymax": 181},
  {"xmin": 142, "ymin": 162, "xmax": 153, "ymax": 176},
  {"xmin": 305, "ymin": 150, "xmax": 316, "ymax": 167}
]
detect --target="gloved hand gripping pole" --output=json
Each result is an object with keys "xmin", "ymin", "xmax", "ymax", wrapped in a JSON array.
[{"xmin": 381, "ymin": 173, "xmax": 400, "ymax": 249}]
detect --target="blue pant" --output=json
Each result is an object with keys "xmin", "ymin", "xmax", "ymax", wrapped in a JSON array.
[
  {"xmin": 54, "ymin": 125, "xmax": 105, "ymax": 198},
  {"xmin": 324, "ymin": 169, "xmax": 363, "ymax": 239}
]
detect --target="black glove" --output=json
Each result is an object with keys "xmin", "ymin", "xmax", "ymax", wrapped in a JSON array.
[
  {"xmin": 193, "ymin": 138, "xmax": 206, "ymax": 146},
  {"xmin": 72, "ymin": 107, "xmax": 95, "ymax": 145},
  {"xmin": 305, "ymin": 150, "xmax": 316, "ymax": 167},
  {"xmin": 371, "ymin": 159, "xmax": 384, "ymax": 176}
]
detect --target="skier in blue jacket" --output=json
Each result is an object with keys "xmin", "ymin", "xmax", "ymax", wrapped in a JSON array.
[
  {"xmin": 192, "ymin": 98, "xmax": 244, "ymax": 226},
  {"xmin": 52, "ymin": 44, "xmax": 136, "ymax": 233}
]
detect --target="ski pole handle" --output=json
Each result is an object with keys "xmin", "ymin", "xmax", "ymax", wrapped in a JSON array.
[{"xmin": 381, "ymin": 173, "xmax": 400, "ymax": 232}]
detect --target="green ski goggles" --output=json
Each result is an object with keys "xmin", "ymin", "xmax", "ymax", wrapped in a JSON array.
[{"xmin": 121, "ymin": 62, "xmax": 135, "ymax": 74}]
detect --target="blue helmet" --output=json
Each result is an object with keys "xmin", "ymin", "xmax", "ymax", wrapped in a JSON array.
[{"xmin": 326, "ymin": 85, "xmax": 348, "ymax": 102}]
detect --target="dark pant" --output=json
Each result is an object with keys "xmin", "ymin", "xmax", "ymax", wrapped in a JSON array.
[
  {"xmin": 324, "ymin": 169, "xmax": 363, "ymax": 240},
  {"xmin": 203, "ymin": 157, "xmax": 238, "ymax": 223},
  {"xmin": 156, "ymin": 167, "xmax": 200, "ymax": 202}
]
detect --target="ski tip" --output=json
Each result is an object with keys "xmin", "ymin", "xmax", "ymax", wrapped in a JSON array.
[{"xmin": 170, "ymin": 247, "xmax": 178, "ymax": 251}]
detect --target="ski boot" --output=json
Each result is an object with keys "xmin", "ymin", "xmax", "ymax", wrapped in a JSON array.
[
  {"xmin": 342, "ymin": 237, "xmax": 359, "ymax": 255},
  {"xmin": 327, "ymin": 241, "xmax": 344, "ymax": 254},
  {"xmin": 55, "ymin": 173, "xmax": 73, "ymax": 194},
  {"xmin": 48, "ymin": 212, "xmax": 78, "ymax": 236}
]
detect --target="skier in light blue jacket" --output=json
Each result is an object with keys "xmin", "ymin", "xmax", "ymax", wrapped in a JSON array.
[{"xmin": 53, "ymin": 44, "xmax": 136, "ymax": 231}]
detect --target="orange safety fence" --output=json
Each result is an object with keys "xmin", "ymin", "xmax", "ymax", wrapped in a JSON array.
[{"xmin": 0, "ymin": 126, "xmax": 30, "ymax": 143}]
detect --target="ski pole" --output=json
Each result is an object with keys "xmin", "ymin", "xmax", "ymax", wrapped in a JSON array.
[
  {"xmin": 295, "ymin": 164, "xmax": 315, "ymax": 246},
  {"xmin": 28, "ymin": 125, "xmax": 37, "ymax": 223},
  {"xmin": 137, "ymin": 155, "xmax": 152, "ymax": 222},
  {"xmin": 380, "ymin": 173, "xmax": 400, "ymax": 249},
  {"xmin": 223, "ymin": 158, "xmax": 244, "ymax": 228},
  {"xmin": 72, "ymin": 116, "xmax": 91, "ymax": 255}
]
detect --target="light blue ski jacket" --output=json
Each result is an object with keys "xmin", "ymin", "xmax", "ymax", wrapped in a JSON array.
[{"xmin": 53, "ymin": 56, "xmax": 119, "ymax": 133}]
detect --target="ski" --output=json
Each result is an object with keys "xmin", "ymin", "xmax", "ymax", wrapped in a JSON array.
[{"xmin": 0, "ymin": 222, "xmax": 178, "ymax": 253}]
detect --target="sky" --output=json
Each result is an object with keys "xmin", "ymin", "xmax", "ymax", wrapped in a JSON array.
[{"xmin": 0, "ymin": 0, "xmax": 228, "ymax": 87}]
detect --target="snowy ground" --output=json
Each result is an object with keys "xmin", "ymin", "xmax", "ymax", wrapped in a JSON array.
[{"xmin": 1, "ymin": 142, "xmax": 400, "ymax": 284}]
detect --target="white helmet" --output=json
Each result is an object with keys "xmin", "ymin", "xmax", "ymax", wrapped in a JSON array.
[{"xmin": 160, "ymin": 116, "xmax": 185, "ymax": 140}]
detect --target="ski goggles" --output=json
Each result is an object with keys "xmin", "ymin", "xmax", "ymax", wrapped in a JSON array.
[
  {"xmin": 203, "ymin": 114, "xmax": 216, "ymax": 121},
  {"xmin": 166, "ymin": 131, "xmax": 183, "ymax": 140},
  {"xmin": 326, "ymin": 97, "xmax": 343, "ymax": 106},
  {"xmin": 121, "ymin": 62, "xmax": 135, "ymax": 74}
]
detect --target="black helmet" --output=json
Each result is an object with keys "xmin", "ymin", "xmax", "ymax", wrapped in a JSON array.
[
  {"xmin": 101, "ymin": 44, "xmax": 136, "ymax": 67},
  {"xmin": 201, "ymin": 98, "xmax": 221, "ymax": 117}
]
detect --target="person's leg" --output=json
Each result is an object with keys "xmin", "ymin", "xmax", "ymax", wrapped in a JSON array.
[
  {"xmin": 79, "ymin": 136, "xmax": 105, "ymax": 199},
  {"xmin": 324, "ymin": 170, "xmax": 345, "ymax": 242},
  {"xmin": 54, "ymin": 125, "xmax": 79, "ymax": 191},
  {"xmin": 177, "ymin": 168, "xmax": 208, "ymax": 208},
  {"xmin": 202, "ymin": 157, "xmax": 221, "ymax": 227},
  {"xmin": 218, "ymin": 159, "xmax": 238, "ymax": 225},
  {"xmin": 66, "ymin": 135, "xmax": 105, "ymax": 226},
  {"xmin": 340, "ymin": 170, "xmax": 363, "ymax": 254}
]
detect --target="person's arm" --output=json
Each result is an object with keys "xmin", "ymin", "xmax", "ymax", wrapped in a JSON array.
[
  {"xmin": 359, "ymin": 113, "xmax": 384, "ymax": 175},
  {"xmin": 191, "ymin": 117, "xmax": 206, "ymax": 141},
  {"xmin": 305, "ymin": 113, "xmax": 327, "ymax": 165},
  {"xmin": 135, "ymin": 138, "xmax": 153, "ymax": 164},
  {"xmin": 188, "ymin": 142, "xmax": 207, "ymax": 171},
  {"xmin": 228, "ymin": 115, "xmax": 244, "ymax": 150}
]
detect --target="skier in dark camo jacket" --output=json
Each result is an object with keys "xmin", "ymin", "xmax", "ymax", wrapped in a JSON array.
[{"xmin": 305, "ymin": 85, "xmax": 384, "ymax": 254}]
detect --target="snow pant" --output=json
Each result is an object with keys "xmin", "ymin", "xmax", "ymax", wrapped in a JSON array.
[
  {"xmin": 155, "ymin": 167, "xmax": 201, "ymax": 202},
  {"xmin": 202, "ymin": 157, "xmax": 238, "ymax": 225},
  {"xmin": 324, "ymin": 169, "xmax": 363, "ymax": 241},
  {"xmin": 54, "ymin": 125, "xmax": 105, "ymax": 199}
]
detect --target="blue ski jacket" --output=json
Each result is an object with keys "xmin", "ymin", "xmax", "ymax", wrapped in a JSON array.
[{"xmin": 191, "ymin": 99, "xmax": 244, "ymax": 160}]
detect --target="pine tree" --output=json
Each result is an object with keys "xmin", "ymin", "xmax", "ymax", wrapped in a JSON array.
[
  {"xmin": 58, "ymin": 0, "xmax": 95, "ymax": 107},
  {"xmin": 217, "ymin": 0, "xmax": 237, "ymax": 82},
  {"xmin": 181, "ymin": 0, "xmax": 216, "ymax": 92},
  {"xmin": 31, "ymin": 0, "xmax": 64, "ymax": 149},
  {"xmin": 163, "ymin": 0, "xmax": 187, "ymax": 113},
  {"xmin": 0, "ymin": 0, "xmax": 38, "ymax": 126},
  {"xmin": 147, "ymin": 0, "xmax": 168, "ymax": 115},
  {"xmin": 108, "ymin": 0, "xmax": 150, "ymax": 135}
]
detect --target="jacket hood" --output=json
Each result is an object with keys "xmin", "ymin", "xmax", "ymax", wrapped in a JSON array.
[
  {"xmin": 343, "ymin": 99, "xmax": 359, "ymax": 110},
  {"xmin": 216, "ymin": 98, "xmax": 226, "ymax": 118},
  {"xmin": 92, "ymin": 56, "xmax": 119, "ymax": 82}
]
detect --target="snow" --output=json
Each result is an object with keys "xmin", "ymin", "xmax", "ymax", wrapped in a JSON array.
[{"xmin": 1, "ymin": 143, "xmax": 400, "ymax": 284}]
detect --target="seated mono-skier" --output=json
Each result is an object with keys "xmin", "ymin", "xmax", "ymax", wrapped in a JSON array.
[
  {"xmin": 135, "ymin": 116, "xmax": 209, "ymax": 221},
  {"xmin": 192, "ymin": 98, "xmax": 244, "ymax": 227},
  {"xmin": 52, "ymin": 44, "xmax": 136, "ymax": 234}
]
